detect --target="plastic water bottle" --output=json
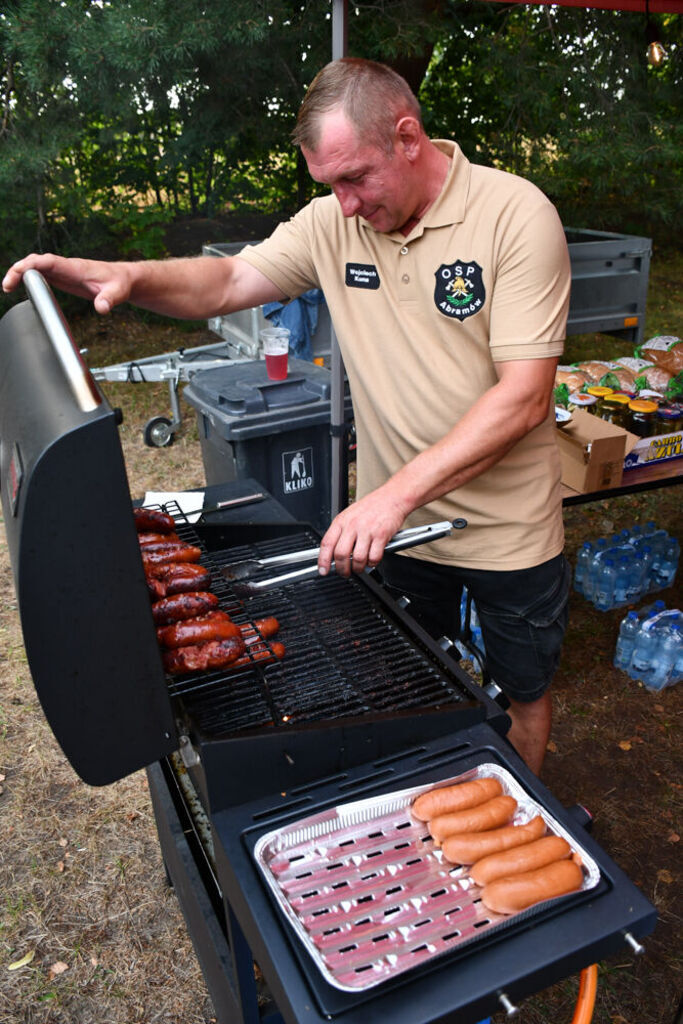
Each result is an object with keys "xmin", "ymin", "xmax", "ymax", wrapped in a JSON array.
[
  {"xmin": 647, "ymin": 624, "xmax": 681, "ymax": 690},
  {"xmin": 639, "ymin": 544, "xmax": 654, "ymax": 593},
  {"xmin": 671, "ymin": 641, "xmax": 683, "ymax": 686},
  {"xmin": 652, "ymin": 538, "xmax": 680, "ymax": 590},
  {"xmin": 585, "ymin": 539, "xmax": 607, "ymax": 602},
  {"xmin": 627, "ymin": 548, "xmax": 645, "ymax": 604},
  {"xmin": 613, "ymin": 555, "xmax": 631, "ymax": 607},
  {"xmin": 628, "ymin": 623, "xmax": 660, "ymax": 684},
  {"xmin": 574, "ymin": 542, "xmax": 593, "ymax": 595},
  {"xmin": 614, "ymin": 611, "xmax": 640, "ymax": 671},
  {"xmin": 595, "ymin": 557, "xmax": 617, "ymax": 611}
]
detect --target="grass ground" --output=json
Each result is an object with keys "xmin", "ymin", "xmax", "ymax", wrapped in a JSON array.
[{"xmin": 0, "ymin": 246, "xmax": 680, "ymax": 1024}]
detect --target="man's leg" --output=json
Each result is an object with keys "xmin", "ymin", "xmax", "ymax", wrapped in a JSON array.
[{"xmin": 505, "ymin": 692, "xmax": 552, "ymax": 776}]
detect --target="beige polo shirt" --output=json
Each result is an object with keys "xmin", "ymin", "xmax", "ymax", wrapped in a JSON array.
[{"xmin": 237, "ymin": 141, "xmax": 571, "ymax": 570}]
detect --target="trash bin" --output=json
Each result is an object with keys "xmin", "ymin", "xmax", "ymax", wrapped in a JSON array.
[{"xmin": 183, "ymin": 358, "xmax": 353, "ymax": 534}]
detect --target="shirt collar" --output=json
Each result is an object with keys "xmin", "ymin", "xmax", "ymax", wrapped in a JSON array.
[{"xmin": 363, "ymin": 139, "xmax": 471, "ymax": 243}]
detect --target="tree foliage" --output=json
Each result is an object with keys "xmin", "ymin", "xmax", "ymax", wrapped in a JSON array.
[{"xmin": 0, "ymin": 0, "xmax": 680, "ymax": 274}]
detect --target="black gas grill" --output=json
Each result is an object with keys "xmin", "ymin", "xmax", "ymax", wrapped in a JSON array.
[{"xmin": 0, "ymin": 272, "xmax": 657, "ymax": 1024}]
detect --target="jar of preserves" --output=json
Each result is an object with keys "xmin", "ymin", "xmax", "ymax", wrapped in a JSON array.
[
  {"xmin": 655, "ymin": 403, "xmax": 683, "ymax": 435},
  {"xmin": 628, "ymin": 399, "xmax": 659, "ymax": 437},
  {"xmin": 601, "ymin": 393, "xmax": 631, "ymax": 427},
  {"xmin": 586, "ymin": 385, "xmax": 613, "ymax": 416}
]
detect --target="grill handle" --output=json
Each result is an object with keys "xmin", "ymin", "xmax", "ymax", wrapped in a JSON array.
[{"xmin": 24, "ymin": 269, "xmax": 101, "ymax": 413}]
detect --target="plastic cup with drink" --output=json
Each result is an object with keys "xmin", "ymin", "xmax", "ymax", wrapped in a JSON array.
[{"xmin": 260, "ymin": 327, "xmax": 290, "ymax": 381}]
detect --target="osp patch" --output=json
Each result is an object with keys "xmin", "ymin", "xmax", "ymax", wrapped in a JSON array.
[{"xmin": 434, "ymin": 261, "xmax": 485, "ymax": 321}]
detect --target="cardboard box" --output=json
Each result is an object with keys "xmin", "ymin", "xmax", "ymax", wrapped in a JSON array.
[{"xmin": 556, "ymin": 410, "xmax": 636, "ymax": 493}]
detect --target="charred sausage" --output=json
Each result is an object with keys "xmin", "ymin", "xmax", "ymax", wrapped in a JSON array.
[
  {"xmin": 142, "ymin": 545, "xmax": 202, "ymax": 568},
  {"xmin": 429, "ymin": 795, "xmax": 517, "ymax": 844},
  {"xmin": 480, "ymin": 858, "xmax": 584, "ymax": 915},
  {"xmin": 138, "ymin": 531, "xmax": 181, "ymax": 547},
  {"xmin": 412, "ymin": 777, "xmax": 503, "ymax": 822},
  {"xmin": 470, "ymin": 835, "xmax": 571, "ymax": 887},
  {"xmin": 133, "ymin": 507, "xmax": 176, "ymax": 534},
  {"xmin": 157, "ymin": 610, "xmax": 241, "ymax": 649},
  {"xmin": 230, "ymin": 640, "xmax": 286, "ymax": 670},
  {"xmin": 441, "ymin": 815, "xmax": 546, "ymax": 865},
  {"xmin": 147, "ymin": 562, "xmax": 211, "ymax": 596},
  {"xmin": 162, "ymin": 636, "xmax": 246, "ymax": 675},
  {"xmin": 151, "ymin": 591, "xmax": 220, "ymax": 625},
  {"xmin": 239, "ymin": 617, "xmax": 281, "ymax": 641}
]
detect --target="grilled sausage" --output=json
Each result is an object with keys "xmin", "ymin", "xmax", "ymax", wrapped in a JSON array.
[
  {"xmin": 412, "ymin": 777, "xmax": 503, "ymax": 822},
  {"xmin": 429, "ymin": 795, "xmax": 517, "ymax": 844},
  {"xmin": 151, "ymin": 591, "xmax": 220, "ymax": 625},
  {"xmin": 240, "ymin": 617, "xmax": 280, "ymax": 640},
  {"xmin": 230, "ymin": 640, "xmax": 286, "ymax": 669},
  {"xmin": 162, "ymin": 636, "xmax": 246, "ymax": 675},
  {"xmin": 138, "ymin": 531, "xmax": 181, "ymax": 547},
  {"xmin": 138, "ymin": 538, "xmax": 186, "ymax": 555},
  {"xmin": 133, "ymin": 507, "xmax": 176, "ymax": 534},
  {"xmin": 142, "ymin": 544, "xmax": 202, "ymax": 568},
  {"xmin": 148, "ymin": 562, "xmax": 211, "ymax": 596},
  {"xmin": 470, "ymin": 835, "xmax": 571, "ymax": 887},
  {"xmin": 480, "ymin": 858, "xmax": 584, "ymax": 915},
  {"xmin": 157, "ymin": 610, "xmax": 241, "ymax": 649},
  {"xmin": 441, "ymin": 815, "xmax": 546, "ymax": 865}
]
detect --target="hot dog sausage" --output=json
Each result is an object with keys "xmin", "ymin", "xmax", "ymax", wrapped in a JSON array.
[
  {"xmin": 429, "ymin": 795, "xmax": 517, "ymax": 844},
  {"xmin": 412, "ymin": 777, "xmax": 503, "ymax": 822},
  {"xmin": 162, "ymin": 636, "xmax": 246, "ymax": 676},
  {"xmin": 133, "ymin": 507, "xmax": 176, "ymax": 534},
  {"xmin": 142, "ymin": 545, "xmax": 202, "ymax": 569},
  {"xmin": 157, "ymin": 611, "xmax": 241, "ymax": 649},
  {"xmin": 151, "ymin": 591, "xmax": 220, "ymax": 625},
  {"xmin": 480, "ymin": 858, "xmax": 584, "ymax": 915},
  {"xmin": 441, "ymin": 815, "xmax": 546, "ymax": 865},
  {"xmin": 470, "ymin": 835, "xmax": 571, "ymax": 887}
]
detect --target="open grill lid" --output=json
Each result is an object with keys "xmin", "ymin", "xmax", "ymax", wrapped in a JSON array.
[
  {"xmin": 0, "ymin": 272, "xmax": 178, "ymax": 785},
  {"xmin": 0, "ymin": 274, "xmax": 491, "ymax": 791}
]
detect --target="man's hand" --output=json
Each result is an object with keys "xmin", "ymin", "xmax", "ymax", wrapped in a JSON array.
[
  {"xmin": 2, "ymin": 254, "xmax": 132, "ymax": 314},
  {"xmin": 317, "ymin": 486, "xmax": 410, "ymax": 578}
]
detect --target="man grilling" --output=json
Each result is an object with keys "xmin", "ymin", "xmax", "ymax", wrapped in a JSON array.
[{"xmin": 3, "ymin": 58, "xmax": 572, "ymax": 776}]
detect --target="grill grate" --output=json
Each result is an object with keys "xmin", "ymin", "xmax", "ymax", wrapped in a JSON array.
[{"xmin": 165, "ymin": 528, "xmax": 473, "ymax": 738}]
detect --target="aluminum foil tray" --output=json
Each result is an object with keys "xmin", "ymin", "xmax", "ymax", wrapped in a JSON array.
[{"xmin": 253, "ymin": 763, "xmax": 600, "ymax": 993}]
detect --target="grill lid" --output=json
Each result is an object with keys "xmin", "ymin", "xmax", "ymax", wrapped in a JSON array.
[{"xmin": 0, "ymin": 273, "xmax": 177, "ymax": 785}]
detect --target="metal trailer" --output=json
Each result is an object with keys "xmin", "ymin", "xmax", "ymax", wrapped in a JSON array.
[{"xmin": 89, "ymin": 228, "xmax": 651, "ymax": 448}]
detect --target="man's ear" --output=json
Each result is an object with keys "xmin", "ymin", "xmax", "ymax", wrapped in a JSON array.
[{"xmin": 395, "ymin": 116, "xmax": 422, "ymax": 160}]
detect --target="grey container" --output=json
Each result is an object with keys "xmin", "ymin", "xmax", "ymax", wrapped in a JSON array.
[
  {"xmin": 184, "ymin": 358, "xmax": 353, "ymax": 535},
  {"xmin": 565, "ymin": 228, "xmax": 652, "ymax": 346}
]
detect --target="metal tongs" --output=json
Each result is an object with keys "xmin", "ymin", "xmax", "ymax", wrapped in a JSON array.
[{"xmin": 223, "ymin": 518, "xmax": 467, "ymax": 595}]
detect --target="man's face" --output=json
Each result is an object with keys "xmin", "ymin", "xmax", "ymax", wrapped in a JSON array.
[{"xmin": 301, "ymin": 109, "xmax": 417, "ymax": 234}]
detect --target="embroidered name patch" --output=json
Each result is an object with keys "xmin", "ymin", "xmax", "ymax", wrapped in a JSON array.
[
  {"xmin": 346, "ymin": 263, "xmax": 380, "ymax": 289},
  {"xmin": 434, "ymin": 261, "xmax": 485, "ymax": 320}
]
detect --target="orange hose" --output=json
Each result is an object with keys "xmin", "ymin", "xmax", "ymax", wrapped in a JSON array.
[{"xmin": 571, "ymin": 964, "xmax": 599, "ymax": 1024}]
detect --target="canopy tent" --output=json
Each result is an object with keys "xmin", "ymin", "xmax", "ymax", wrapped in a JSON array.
[{"xmin": 327, "ymin": 0, "xmax": 680, "ymax": 519}]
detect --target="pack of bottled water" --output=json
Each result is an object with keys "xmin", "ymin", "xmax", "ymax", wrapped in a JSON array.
[
  {"xmin": 613, "ymin": 602, "xmax": 683, "ymax": 690},
  {"xmin": 573, "ymin": 521, "xmax": 679, "ymax": 611}
]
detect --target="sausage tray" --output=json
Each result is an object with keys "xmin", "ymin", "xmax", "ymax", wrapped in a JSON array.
[{"xmin": 254, "ymin": 763, "xmax": 600, "ymax": 993}]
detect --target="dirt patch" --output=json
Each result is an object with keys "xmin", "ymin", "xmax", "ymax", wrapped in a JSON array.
[{"xmin": 0, "ymin": 251, "xmax": 681, "ymax": 1023}]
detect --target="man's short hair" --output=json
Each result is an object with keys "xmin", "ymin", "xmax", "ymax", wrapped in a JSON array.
[{"xmin": 292, "ymin": 57, "xmax": 423, "ymax": 154}]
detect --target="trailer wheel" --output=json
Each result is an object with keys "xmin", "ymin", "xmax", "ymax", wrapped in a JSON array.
[{"xmin": 143, "ymin": 416, "xmax": 174, "ymax": 448}]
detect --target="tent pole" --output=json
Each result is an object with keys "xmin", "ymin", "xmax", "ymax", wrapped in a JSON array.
[{"xmin": 329, "ymin": 0, "xmax": 349, "ymax": 523}]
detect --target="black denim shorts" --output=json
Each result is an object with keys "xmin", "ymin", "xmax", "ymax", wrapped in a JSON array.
[{"xmin": 379, "ymin": 552, "xmax": 571, "ymax": 704}]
